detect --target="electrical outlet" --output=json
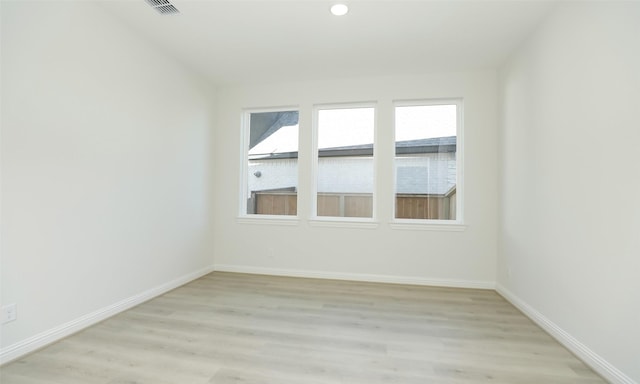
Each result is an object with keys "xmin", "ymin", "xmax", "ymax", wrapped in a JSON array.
[{"xmin": 1, "ymin": 304, "xmax": 17, "ymax": 324}]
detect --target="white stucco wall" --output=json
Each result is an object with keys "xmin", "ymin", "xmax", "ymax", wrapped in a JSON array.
[
  {"xmin": 248, "ymin": 153, "xmax": 456, "ymax": 196},
  {"xmin": 247, "ymin": 159, "xmax": 298, "ymax": 197},
  {"xmin": 395, "ymin": 153, "xmax": 456, "ymax": 194}
]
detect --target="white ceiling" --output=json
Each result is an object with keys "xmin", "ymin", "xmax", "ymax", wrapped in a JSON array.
[{"xmin": 102, "ymin": 0, "xmax": 557, "ymax": 86}]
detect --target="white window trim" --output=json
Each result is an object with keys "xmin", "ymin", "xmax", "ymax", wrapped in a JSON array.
[
  {"xmin": 390, "ymin": 98, "xmax": 465, "ymax": 226},
  {"xmin": 311, "ymin": 102, "xmax": 378, "ymax": 224},
  {"xmin": 237, "ymin": 216, "xmax": 300, "ymax": 226},
  {"xmin": 389, "ymin": 221, "xmax": 467, "ymax": 232},
  {"xmin": 238, "ymin": 105, "xmax": 300, "ymax": 219},
  {"xmin": 308, "ymin": 217, "xmax": 380, "ymax": 229}
]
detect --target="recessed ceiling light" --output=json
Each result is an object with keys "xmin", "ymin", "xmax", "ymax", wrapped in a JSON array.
[{"xmin": 330, "ymin": 4, "xmax": 349, "ymax": 16}]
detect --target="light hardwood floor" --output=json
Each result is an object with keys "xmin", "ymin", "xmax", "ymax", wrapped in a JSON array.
[{"xmin": 1, "ymin": 272, "xmax": 607, "ymax": 384}]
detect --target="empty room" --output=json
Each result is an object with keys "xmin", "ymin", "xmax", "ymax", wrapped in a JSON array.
[{"xmin": 1, "ymin": 1, "xmax": 638, "ymax": 383}]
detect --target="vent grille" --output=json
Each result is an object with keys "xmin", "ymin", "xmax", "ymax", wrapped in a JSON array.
[{"xmin": 145, "ymin": 0, "xmax": 180, "ymax": 15}]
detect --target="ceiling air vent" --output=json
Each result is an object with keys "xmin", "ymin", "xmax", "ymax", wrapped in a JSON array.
[{"xmin": 145, "ymin": 0, "xmax": 180, "ymax": 15}]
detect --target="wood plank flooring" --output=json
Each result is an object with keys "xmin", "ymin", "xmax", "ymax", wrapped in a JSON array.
[{"xmin": 0, "ymin": 272, "xmax": 607, "ymax": 384}]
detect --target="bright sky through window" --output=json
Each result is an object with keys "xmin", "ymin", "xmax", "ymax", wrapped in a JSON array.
[
  {"xmin": 395, "ymin": 105, "xmax": 456, "ymax": 141},
  {"xmin": 318, "ymin": 108, "xmax": 374, "ymax": 149},
  {"xmin": 248, "ymin": 105, "xmax": 456, "ymax": 156},
  {"xmin": 249, "ymin": 124, "xmax": 298, "ymax": 156}
]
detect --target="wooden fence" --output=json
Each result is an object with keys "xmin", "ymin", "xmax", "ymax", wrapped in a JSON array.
[
  {"xmin": 395, "ymin": 194, "xmax": 455, "ymax": 220},
  {"xmin": 316, "ymin": 194, "xmax": 373, "ymax": 218},
  {"xmin": 249, "ymin": 190, "xmax": 456, "ymax": 220},
  {"xmin": 253, "ymin": 192, "xmax": 297, "ymax": 216}
]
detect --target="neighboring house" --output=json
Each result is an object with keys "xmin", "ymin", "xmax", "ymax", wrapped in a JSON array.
[{"xmin": 247, "ymin": 136, "xmax": 457, "ymax": 219}]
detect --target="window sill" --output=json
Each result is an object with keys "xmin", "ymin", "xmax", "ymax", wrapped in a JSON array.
[
  {"xmin": 389, "ymin": 220, "xmax": 467, "ymax": 232},
  {"xmin": 308, "ymin": 218, "xmax": 379, "ymax": 229},
  {"xmin": 237, "ymin": 216, "xmax": 299, "ymax": 226}
]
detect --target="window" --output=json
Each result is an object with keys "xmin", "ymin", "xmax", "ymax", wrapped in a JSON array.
[
  {"xmin": 239, "ymin": 100, "xmax": 464, "ymax": 228},
  {"xmin": 242, "ymin": 109, "xmax": 299, "ymax": 216},
  {"xmin": 314, "ymin": 105, "xmax": 375, "ymax": 219},
  {"xmin": 394, "ymin": 101, "xmax": 460, "ymax": 221}
]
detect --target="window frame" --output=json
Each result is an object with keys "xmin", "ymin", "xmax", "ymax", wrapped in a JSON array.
[
  {"xmin": 390, "ymin": 98, "xmax": 465, "ymax": 228},
  {"xmin": 238, "ymin": 106, "xmax": 301, "ymax": 223},
  {"xmin": 310, "ymin": 102, "xmax": 379, "ymax": 225}
]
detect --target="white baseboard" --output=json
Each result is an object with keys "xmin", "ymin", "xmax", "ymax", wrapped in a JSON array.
[
  {"xmin": 0, "ymin": 265, "xmax": 215, "ymax": 366},
  {"xmin": 213, "ymin": 264, "xmax": 495, "ymax": 290},
  {"xmin": 496, "ymin": 284, "xmax": 637, "ymax": 384}
]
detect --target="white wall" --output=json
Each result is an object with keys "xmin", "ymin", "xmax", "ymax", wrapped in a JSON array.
[
  {"xmin": 248, "ymin": 154, "xmax": 455, "ymax": 196},
  {"xmin": 0, "ymin": 2, "xmax": 215, "ymax": 358},
  {"xmin": 498, "ymin": 3, "xmax": 640, "ymax": 383},
  {"xmin": 214, "ymin": 72, "xmax": 498, "ymax": 287}
]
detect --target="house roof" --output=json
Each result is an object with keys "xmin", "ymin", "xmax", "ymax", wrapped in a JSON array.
[
  {"xmin": 249, "ymin": 136, "xmax": 456, "ymax": 160},
  {"xmin": 249, "ymin": 111, "xmax": 298, "ymax": 150}
]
